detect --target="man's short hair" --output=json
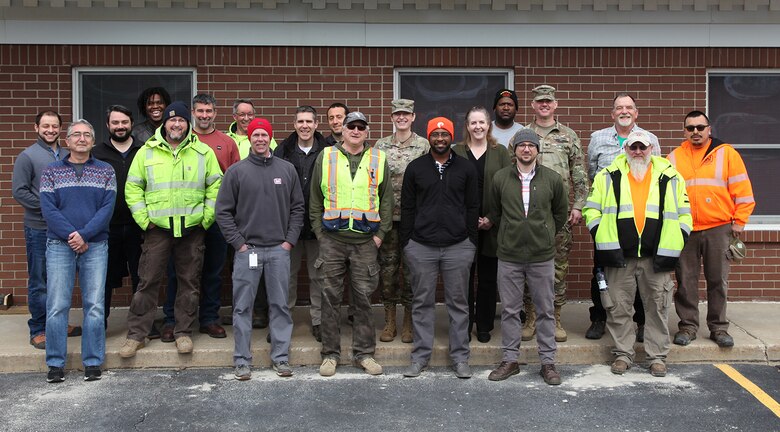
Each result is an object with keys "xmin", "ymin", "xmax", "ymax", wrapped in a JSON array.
[
  {"xmin": 327, "ymin": 102, "xmax": 349, "ymax": 114},
  {"xmin": 612, "ymin": 93, "xmax": 637, "ymax": 108},
  {"xmin": 192, "ymin": 93, "xmax": 217, "ymax": 108},
  {"xmin": 35, "ymin": 110, "xmax": 62, "ymax": 126},
  {"xmin": 66, "ymin": 119, "xmax": 96, "ymax": 138},
  {"xmin": 105, "ymin": 104, "xmax": 134, "ymax": 125},
  {"xmin": 296, "ymin": 105, "xmax": 317, "ymax": 118},
  {"xmin": 685, "ymin": 110, "xmax": 710, "ymax": 125},
  {"xmin": 232, "ymin": 99, "xmax": 255, "ymax": 115},
  {"xmin": 136, "ymin": 87, "xmax": 172, "ymax": 119}
]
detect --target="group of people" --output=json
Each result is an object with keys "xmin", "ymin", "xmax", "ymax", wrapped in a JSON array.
[{"xmin": 11, "ymin": 84, "xmax": 755, "ymax": 385}]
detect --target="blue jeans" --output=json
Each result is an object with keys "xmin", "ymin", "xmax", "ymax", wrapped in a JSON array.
[
  {"xmin": 25, "ymin": 226, "xmax": 48, "ymax": 338},
  {"xmin": 163, "ymin": 223, "xmax": 227, "ymax": 326},
  {"xmin": 45, "ymin": 239, "xmax": 108, "ymax": 368}
]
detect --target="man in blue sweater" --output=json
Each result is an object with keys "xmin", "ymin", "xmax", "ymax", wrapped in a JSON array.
[{"xmin": 40, "ymin": 119, "xmax": 116, "ymax": 383}]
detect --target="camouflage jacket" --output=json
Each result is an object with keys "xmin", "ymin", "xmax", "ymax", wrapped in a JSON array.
[
  {"xmin": 374, "ymin": 132, "xmax": 429, "ymax": 221},
  {"xmin": 526, "ymin": 120, "xmax": 588, "ymax": 210}
]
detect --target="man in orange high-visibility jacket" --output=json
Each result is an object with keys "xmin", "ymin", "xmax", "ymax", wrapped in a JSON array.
[{"xmin": 668, "ymin": 110, "xmax": 755, "ymax": 348}]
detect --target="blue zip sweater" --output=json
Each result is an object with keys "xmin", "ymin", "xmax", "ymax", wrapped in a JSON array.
[{"xmin": 40, "ymin": 155, "xmax": 117, "ymax": 243}]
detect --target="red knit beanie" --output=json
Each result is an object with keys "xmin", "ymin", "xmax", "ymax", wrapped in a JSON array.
[{"xmin": 247, "ymin": 118, "xmax": 273, "ymax": 139}]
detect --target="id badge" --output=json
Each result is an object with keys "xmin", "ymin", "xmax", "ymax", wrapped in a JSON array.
[{"xmin": 249, "ymin": 251, "xmax": 258, "ymax": 269}]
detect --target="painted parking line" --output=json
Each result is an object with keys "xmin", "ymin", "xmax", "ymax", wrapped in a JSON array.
[{"xmin": 715, "ymin": 364, "xmax": 780, "ymax": 418}]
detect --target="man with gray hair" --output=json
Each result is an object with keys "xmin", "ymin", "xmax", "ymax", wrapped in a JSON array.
[{"xmin": 40, "ymin": 119, "xmax": 116, "ymax": 382}]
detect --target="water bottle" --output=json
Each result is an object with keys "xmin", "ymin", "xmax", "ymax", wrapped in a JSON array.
[{"xmin": 596, "ymin": 268, "xmax": 614, "ymax": 309}]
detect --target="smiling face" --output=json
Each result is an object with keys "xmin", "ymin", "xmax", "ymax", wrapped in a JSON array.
[
  {"xmin": 391, "ymin": 111, "xmax": 415, "ymax": 132},
  {"xmin": 327, "ymin": 106, "xmax": 347, "ymax": 136},
  {"xmin": 250, "ymin": 128, "xmax": 271, "ymax": 157},
  {"xmin": 343, "ymin": 121, "xmax": 368, "ymax": 147},
  {"xmin": 428, "ymin": 128, "xmax": 452, "ymax": 156},
  {"xmin": 294, "ymin": 112, "xmax": 318, "ymax": 143},
  {"xmin": 66, "ymin": 123, "xmax": 95, "ymax": 157},
  {"xmin": 466, "ymin": 110, "xmax": 489, "ymax": 142},
  {"xmin": 233, "ymin": 103, "xmax": 255, "ymax": 135},
  {"xmin": 611, "ymin": 96, "xmax": 638, "ymax": 129},
  {"xmin": 35, "ymin": 114, "xmax": 61, "ymax": 145},
  {"xmin": 531, "ymin": 98, "xmax": 557, "ymax": 121},
  {"xmin": 684, "ymin": 115, "xmax": 711, "ymax": 147},
  {"xmin": 107, "ymin": 111, "xmax": 133, "ymax": 143},
  {"xmin": 192, "ymin": 102, "xmax": 216, "ymax": 133},
  {"xmin": 514, "ymin": 141, "xmax": 539, "ymax": 167},
  {"xmin": 145, "ymin": 93, "xmax": 166, "ymax": 123},
  {"xmin": 164, "ymin": 116, "xmax": 188, "ymax": 145}
]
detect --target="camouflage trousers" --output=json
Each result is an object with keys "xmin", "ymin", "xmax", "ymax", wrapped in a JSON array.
[
  {"xmin": 316, "ymin": 235, "xmax": 380, "ymax": 361},
  {"xmin": 378, "ymin": 224, "xmax": 412, "ymax": 308},
  {"xmin": 524, "ymin": 222, "xmax": 572, "ymax": 308}
]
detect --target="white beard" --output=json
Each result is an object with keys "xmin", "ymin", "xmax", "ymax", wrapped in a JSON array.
[
  {"xmin": 628, "ymin": 155, "xmax": 650, "ymax": 180},
  {"xmin": 617, "ymin": 117, "xmax": 633, "ymax": 128}
]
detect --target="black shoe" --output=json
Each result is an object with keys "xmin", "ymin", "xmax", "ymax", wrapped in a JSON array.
[
  {"xmin": 252, "ymin": 316, "xmax": 269, "ymax": 329},
  {"xmin": 477, "ymin": 332, "xmax": 491, "ymax": 343},
  {"xmin": 348, "ymin": 314, "xmax": 354, "ymax": 325},
  {"xmin": 84, "ymin": 366, "xmax": 102, "ymax": 381},
  {"xmin": 673, "ymin": 329, "xmax": 696, "ymax": 346},
  {"xmin": 160, "ymin": 323, "xmax": 175, "ymax": 343},
  {"xmin": 710, "ymin": 330, "xmax": 734, "ymax": 348},
  {"xmin": 312, "ymin": 325, "xmax": 321, "ymax": 342},
  {"xmin": 636, "ymin": 325, "xmax": 645, "ymax": 343},
  {"xmin": 148, "ymin": 323, "xmax": 161, "ymax": 340},
  {"xmin": 47, "ymin": 367, "xmax": 65, "ymax": 383},
  {"xmin": 266, "ymin": 333, "xmax": 271, "ymax": 343},
  {"xmin": 585, "ymin": 321, "xmax": 606, "ymax": 339}
]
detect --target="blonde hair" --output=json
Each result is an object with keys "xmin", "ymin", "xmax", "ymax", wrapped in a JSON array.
[{"xmin": 463, "ymin": 106, "xmax": 499, "ymax": 149}]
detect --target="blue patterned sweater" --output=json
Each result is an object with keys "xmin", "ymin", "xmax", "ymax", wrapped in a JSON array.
[{"xmin": 40, "ymin": 156, "xmax": 117, "ymax": 243}]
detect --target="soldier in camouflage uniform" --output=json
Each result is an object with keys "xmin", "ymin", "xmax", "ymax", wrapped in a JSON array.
[
  {"xmin": 521, "ymin": 85, "xmax": 589, "ymax": 343},
  {"xmin": 374, "ymin": 99, "xmax": 429, "ymax": 343}
]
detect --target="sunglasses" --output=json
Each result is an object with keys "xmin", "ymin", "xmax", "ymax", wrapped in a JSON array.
[
  {"xmin": 627, "ymin": 143, "xmax": 649, "ymax": 151},
  {"xmin": 685, "ymin": 124, "xmax": 709, "ymax": 132},
  {"xmin": 346, "ymin": 123, "xmax": 367, "ymax": 131}
]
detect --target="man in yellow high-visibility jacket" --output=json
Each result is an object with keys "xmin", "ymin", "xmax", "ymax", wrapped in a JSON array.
[
  {"xmin": 119, "ymin": 101, "xmax": 222, "ymax": 359},
  {"xmin": 584, "ymin": 131, "xmax": 691, "ymax": 378},
  {"xmin": 309, "ymin": 111, "xmax": 393, "ymax": 377}
]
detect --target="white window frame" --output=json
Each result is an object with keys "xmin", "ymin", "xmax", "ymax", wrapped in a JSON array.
[{"xmin": 707, "ymin": 69, "xmax": 780, "ymax": 228}]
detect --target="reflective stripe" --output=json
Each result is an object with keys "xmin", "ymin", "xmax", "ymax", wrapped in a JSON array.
[
  {"xmin": 681, "ymin": 223, "xmax": 692, "ymax": 234},
  {"xmin": 148, "ymin": 205, "xmax": 204, "ymax": 217},
  {"xmin": 714, "ymin": 148, "xmax": 725, "ymax": 180},
  {"xmin": 595, "ymin": 242, "xmax": 621, "ymax": 250},
  {"xmin": 204, "ymin": 198, "xmax": 216, "ymax": 208},
  {"xmin": 585, "ymin": 200, "xmax": 602, "ymax": 211},
  {"xmin": 130, "ymin": 202, "xmax": 147, "ymax": 212},
  {"xmin": 206, "ymin": 174, "xmax": 221, "ymax": 185},
  {"xmin": 602, "ymin": 206, "xmax": 618, "ymax": 215},
  {"xmin": 686, "ymin": 178, "xmax": 727, "ymax": 188},
  {"xmin": 197, "ymin": 152, "xmax": 206, "ymax": 185},
  {"xmin": 735, "ymin": 195, "xmax": 755, "ymax": 204},
  {"xmin": 326, "ymin": 149, "xmax": 339, "ymax": 210},
  {"xmin": 670, "ymin": 177, "xmax": 680, "ymax": 213},
  {"xmin": 619, "ymin": 204, "xmax": 633, "ymax": 213},
  {"xmin": 729, "ymin": 173, "xmax": 749, "ymax": 184},
  {"xmin": 663, "ymin": 211, "xmax": 679, "ymax": 220},
  {"xmin": 657, "ymin": 248, "xmax": 682, "ymax": 258},
  {"xmin": 604, "ymin": 172, "xmax": 612, "ymax": 195},
  {"xmin": 647, "ymin": 204, "xmax": 660, "ymax": 213},
  {"xmin": 678, "ymin": 207, "xmax": 691, "ymax": 214},
  {"xmin": 145, "ymin": 148, "xmax": 156, "ymax": 185},
  {"xmin": 146, "ymin": 181, "xmax": 203, "ymax": 191},
  {"xmin": 587, "ymin": 218, "xmax": 601, "ymax": 230},
  {"xmin": 367, "ymin": 148, "xmax": 380, "ymax": 213},
  {"xmin": 127, "ymin": 175, "xmax": 144, "ymax": 185}
]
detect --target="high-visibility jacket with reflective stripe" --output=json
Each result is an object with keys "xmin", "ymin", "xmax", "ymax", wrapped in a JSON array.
[
  {"xmin": 584, "ymin": 154, "xmax": 692, "ymax": 272},
  {"xmin": 226, "ymin": 122, "xmax": 278, "ymax": 160},
  {"xmin": 668, "ymin": 138, "xmax": 755, "ymax": 231},
  {"xmin": 320, "ymin": 146, "xmax": 386, "ymax": 234},
  {"xmin": 126, "ymin": 128, "xmax": 222, "ymax": 237}
]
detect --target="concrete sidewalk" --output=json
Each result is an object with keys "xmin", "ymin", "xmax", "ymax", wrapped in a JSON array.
[{"xmin": 1, "ymin": 302, "xmax": 778, "ymax": 373}]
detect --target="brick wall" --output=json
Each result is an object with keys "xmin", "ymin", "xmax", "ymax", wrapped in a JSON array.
[{"xmin": 1, "ymin": 45, "xmax": 778, "ymax": 307}]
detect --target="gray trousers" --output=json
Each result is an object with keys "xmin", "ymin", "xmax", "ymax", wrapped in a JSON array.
[
  {"xmin": 404, "ymin": 239, "xmax": 476, "ymax": 365},
  {"xmin": 232, "ymin": 245, "xmax": 292, "ymax": 366},
  {"xmin": 606, "ymin": 257, "xmax": 672, "ymax": 365},
  {"xmin": 288, "ymin": 238, "xmax": 323, "ymax": 326},
  {"xmin": 675, "ymin": 223, "xmax": 731, "ymax": 333},
  {"xmin": 498, "ymin": 258, "xmax": 556, "ymax": 364}
]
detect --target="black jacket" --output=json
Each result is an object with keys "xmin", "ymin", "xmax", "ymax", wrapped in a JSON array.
[
  {"xmin": 92, "ymin": 137, "xmax": 143, "ymax": 226},
  {"xmin": 400, "ymin": 152, "xmax": 479, "ymax": 248},
  {"xmin": 274, "ymin": 131, "xmax": 329, "ymax": 240}
]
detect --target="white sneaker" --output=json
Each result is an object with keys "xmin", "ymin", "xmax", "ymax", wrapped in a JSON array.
[{"xmin": 319, "ymin": 358, "xmax": 337, "ymax": 377}]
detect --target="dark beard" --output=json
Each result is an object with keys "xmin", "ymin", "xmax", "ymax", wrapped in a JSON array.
[{"xmin": 109, "ymin": 130, "xmax": 131, "ymax": 143}]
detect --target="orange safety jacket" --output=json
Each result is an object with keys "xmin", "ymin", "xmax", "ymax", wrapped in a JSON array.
[{"xmin": 668, "ymin": 138, "xmax": 755, "ymax": 231}]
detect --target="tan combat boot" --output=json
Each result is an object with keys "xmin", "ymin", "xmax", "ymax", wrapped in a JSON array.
[
  {"xmin": 521, "ymin": 304, "xmax": 536, "ymax": 341},
  {"xmin": 554, "ymin": 305, "xmax": 568, "ymax": 342},
  {"xmin": 380, "ymin": 305, "xmax": 397, "ymax": 342},
  {"xmin": 401, "ymin": 306, "xmax": 413, "ymax": 343}
]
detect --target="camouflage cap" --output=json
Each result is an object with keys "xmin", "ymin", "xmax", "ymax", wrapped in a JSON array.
[
  {"xmin": 532, "ymin": 85, "xmax": 557, "ymax": 102},
  {"xmin": 343, "ymin": 111, "xmax": 368, "ymax": 126},
  {"xmin": 391, "ymin": 99, "xmax": 415, "ymax": 114},
  {"xmin": 727, "ymin": 236, "xmax": 747, "ymax": 262}
]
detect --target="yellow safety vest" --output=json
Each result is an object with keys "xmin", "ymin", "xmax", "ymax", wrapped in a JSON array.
[{"xmin": 320, "ymin": 146, "xmax": 386, "ymax": 234}]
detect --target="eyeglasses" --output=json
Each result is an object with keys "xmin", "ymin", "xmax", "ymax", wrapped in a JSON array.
[
  {"xmin": 685, "ymin": 124, "xmax": 709, "ymax": 132},
  {"xmin": 429, "ymin": 132, "xmax": 451, "ymax": 139},
  {"xmin": 515, "ymin": 143, "xmax": 537, "ymax": 149},
  {"xmin": 627, "ymin": 143, "xmax": 649, "ymax": 151},
  {"xmin": 346, "ymin": 123, "xmax": 367, "ymax": 131},
  {"xmin": 68, "ymin": 132, "xmax": 93, "ymax": 140}
]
